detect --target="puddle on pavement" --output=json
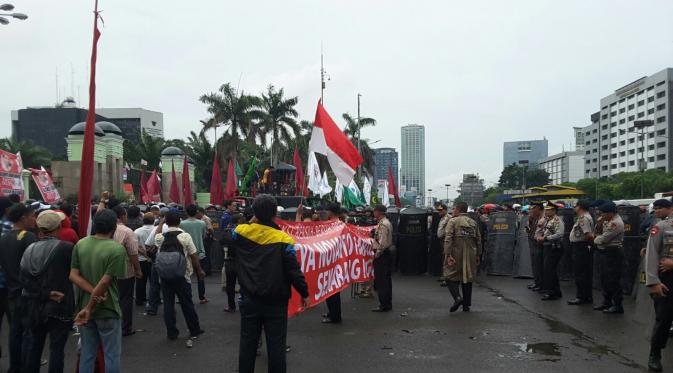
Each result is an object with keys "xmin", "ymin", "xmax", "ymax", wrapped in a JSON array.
[{"xmin": 514, "ymin": 342, "xmax": 562, "ymax": 356}]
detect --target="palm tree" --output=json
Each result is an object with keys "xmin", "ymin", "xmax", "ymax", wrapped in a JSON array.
[
  {"xmin": 123, "ymin": 130, "xmax": 165, "ymax": 170},
  {"xmin": 258, "ymin": 85, "xmax": 300, "ymax": 166},
  {"xmin": 185, "ymin": 131, "xmax": 215, "ymax": 191},
  {"xmin": 342, "ymin": 113, "xmax": 377, "ymax": 174},
  {"xmin": 0, "ymin": 138, "xmax": 53, "ymax": 169},
  {"xmin": 199, "ymin": 83, "xmax": 260, "ymax": 157}
]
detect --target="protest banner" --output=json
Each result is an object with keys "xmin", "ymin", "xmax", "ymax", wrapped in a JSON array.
[
  {"xmin": 277, "ymin": 219, "xmax": 376, "ymax": 316},
  {"xmin": 0, "ymin": 149, "xmax": 24, "ymax": 199},
  {"xmin": 30, "ymin": 168, "xmax": 61, "ymax": 204}
]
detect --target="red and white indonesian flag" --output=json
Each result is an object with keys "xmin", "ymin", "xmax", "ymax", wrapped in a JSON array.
[{"xmin": 309, "ymin": 101, "xmax": 363, "ymax": 186}]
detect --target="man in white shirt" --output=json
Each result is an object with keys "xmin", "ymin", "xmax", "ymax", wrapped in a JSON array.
[{"xmin": 134, "ymin": 213, "xmax": 155, "ymax": 307}]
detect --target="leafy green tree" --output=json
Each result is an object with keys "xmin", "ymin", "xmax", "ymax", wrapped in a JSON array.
[
  {"xmin": 123, "ymin": 130, "xmax": 165, "ymax": 170},
  {"xmin": 498, "ymin": 163, "xmax": 549, "ymax": 188},
  {"xmin": 258, "ymin": 85, "xmax": 300, "ymax": 166},
  {"xmin": 0, "ymin": 138, "xmax": 53, "ymax": 169}
]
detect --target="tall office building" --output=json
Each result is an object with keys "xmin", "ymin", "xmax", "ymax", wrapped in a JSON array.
[
  {"xmin": 373, "ymin": 148, "xmax": 398, "ymax": 185},
  {"xmin": 503, "ymin": 139, "xmax": 548, "ymax": 168},
  {"xmin": 11, "ymin": 104, "xmax": 164, "ymax": 157},
  {"xmin": 400, "ymin": 124, "xmax": 425, "ymax": 201},
  {"xmin": 581, "ymin": 68, "xmax": 673, "ymax": 178}
]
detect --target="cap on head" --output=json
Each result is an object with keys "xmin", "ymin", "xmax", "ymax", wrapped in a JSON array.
[
  {"xmin": 598, "ymin": 201, "xmax": 617, "ymax": 213},
  {"xmin": 437, "ymin": 203, "xmax": 447, "ymax": 211},
  {"xmin": 544, "ymin": 201, "xmax": 558, "ymax": 211},
  {"xmin": 653, "ymin": 199, "xmax": 673, "ymax": 209},
  {"xmin": 575, "ymin": 199, "xmax": 591, "ymax": 211},
  {"xmin": 36, "ymin": 210, "xmax": 65, "ymax": 232}
]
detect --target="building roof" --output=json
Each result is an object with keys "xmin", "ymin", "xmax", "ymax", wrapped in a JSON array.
[
  {"xmin": 512, "ymin": 184, "xmax": 586, "ymax": 199},
  {"xmin": 96, "ymin": 121, "xmax": 122, "ymax": 135},
  {"xmin": 161, "ymin": 146, "xmax": 185, "ymax": 156},
  {"xmin": 68, "ymin": 122, "xmax": 105, "ymax": 137}
]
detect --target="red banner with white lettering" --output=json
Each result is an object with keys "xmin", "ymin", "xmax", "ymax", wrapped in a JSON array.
[
  {"xmin": 30, "ymin": 168, "xmax": 61, "ymax": 204},
  {"xmin": 277, "ymin": 220, "xmax": 376, "ymax": 317},
  {"xmin": 0, "ymin": 149, "xmax": 24, "ymax": 199}
]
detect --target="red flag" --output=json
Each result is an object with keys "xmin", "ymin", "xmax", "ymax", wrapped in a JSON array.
[
  {"xmin": 76, "ymin": 0, "xmax": 102, "ymax": 238},
  {"xmin": 309, "ymin": 101, "xmax": 363, "ymax": 186},
  {"xmin": 210, "ymin": 153, "xmax": 224, "ymax": 205},
  {"xmin": 182, "ymin": 156, "xmax": 193, "ymax": 206},
  {"xmin": 293, "ymin": 146, "xmax": 308, "ymax": 197},
  {"xmin": 146, "ymin": 170, "xmax": 162, "ymax": 202},
  {"xmin": 225, "ymin": 158, "xmax": 238, "ymax": 200},
  {"xmin": 139, "ymin": 170, "xmax": 149, "ymax": 204},
  {"xmin": 169, "ymin": 163, "xmax": 181, "ymax": 204},
  {"xmin": 387, "ymin": 167, "xmax": 401, "ymax": 208}
]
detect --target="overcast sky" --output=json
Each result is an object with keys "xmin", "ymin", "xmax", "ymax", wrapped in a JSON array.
[{"xmin": 2, "ymin": 0, "xmax": 673, "ymax": 198}]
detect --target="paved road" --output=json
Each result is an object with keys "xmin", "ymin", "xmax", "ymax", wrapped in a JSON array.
[{"xmin": 0, "ymin": 274, "xmax": 665, "ymax": 372}]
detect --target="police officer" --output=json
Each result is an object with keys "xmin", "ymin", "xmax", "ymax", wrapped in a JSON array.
[
  {"xmin": 444, "ymin": 202, "xmax": 482, "ymax": 312},
  {"xmin": 436, "ymin": 204, "xmax": 450, "ymax": 284},
  {"xmin": 371, "ymin": 204, "xmax": 394, "ymax": 312},
  {"xmin": 644, "ymin": 198, "xmax": 673, "ymax": 372},
  {"xmin": 568, "ymin": 200, "xmax": 594, "ymax": 305},
  {"xmin": 538, "ymin": 202, "xmax": 565, "ymax": 301},
  {"xmin": 591, "ymin": 201, "xmax": 625, "ymax": 314},
  {"xmin": 526, "ymin": 202, "xmax": 544, "ymax": 291}
]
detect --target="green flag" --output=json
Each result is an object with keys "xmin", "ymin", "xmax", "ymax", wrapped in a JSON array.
[
  {"xmin": 342, "ymin": 185, "xmax": 365, "ymax": 209},
  {"xmin": 240, "ymin": 156, "xmax": 257, "ymax": 195}
]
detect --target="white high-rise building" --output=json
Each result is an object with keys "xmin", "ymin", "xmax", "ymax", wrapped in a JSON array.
[{"xmin": 400, "ymin": 124, "xmax": 425, "ymax": 204}]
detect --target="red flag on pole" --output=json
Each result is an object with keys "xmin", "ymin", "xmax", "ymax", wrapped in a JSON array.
[
  {"xmin": 387, "ymin": 167, "xmax": 401, "ymax": 208},
  {"xmin": 293, "ymin": 146, "xmax": 308, "ymax": 197},
  {"xmin": 76, "ymin": 0, "xmax": 102, "ymax": 238},
  {"xmin": 210, "ymin": 153, "xmax": 224, "ymax": 205},
  {"xmin": 139, "ymin": 169, "xmax": 149, "ymax": 204},
  {"xmin": 225, "ymin": 158, "xmax": 238, "ymax": 200},
  {"xmin": 169, "ymin": 163, "xmax": 181, "ymax": 204},
  {"xmin": 146, "ymin": 170, "xmax": 162, "ymax": 202},
  {"xmin": 182, "ymin": 156, "xmax": 193, "ymax": 206}
]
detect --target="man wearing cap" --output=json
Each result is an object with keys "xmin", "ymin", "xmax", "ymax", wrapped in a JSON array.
[
  {"xmin": 372, "ymin": 204, "xmax": 394, "ymax": 312},
  {"xmin": 643, "ymin": 198, "xmax": 673, "ymax": 371},
  {"xmin": 527, "ymin": 202, "xmax": 544, "ymax": 291},
  {"xmin": 444, "ymin": 202, "xmax": 482, "ymax": 312},
  {"xmin": 568, "ymin": 200, "xmax": 594, "ymax": 306},
  {"xmin": 20, "ymin": 210, "xmax": 74, "ymax": 373},
  {"xmin": 591, "ymin": 201, "xmax": 625, "ymax": 314},
  {"xmin": 537, "ymin": 202, "xmax": 565, "ymax": 301}
]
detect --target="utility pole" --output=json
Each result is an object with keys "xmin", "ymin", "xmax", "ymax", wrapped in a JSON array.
[
  {"xmin": 356, "ymin": 93, "xmax": 362, "ymax": 178},
  {"xmin": 320, "ymin": 44, "xmax": 328, "ymax": 103}
]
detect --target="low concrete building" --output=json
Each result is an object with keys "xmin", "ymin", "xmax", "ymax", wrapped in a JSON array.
[{"xmin": 538, "ymin": 150, "xmax": 585, "ymax": 184}]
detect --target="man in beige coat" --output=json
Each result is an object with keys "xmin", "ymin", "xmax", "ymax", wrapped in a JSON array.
[{"xmin": 444, "ymin": 202, "xmax": 482, "ymax": 312}]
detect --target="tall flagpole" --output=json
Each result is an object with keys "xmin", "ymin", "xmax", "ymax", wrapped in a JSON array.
[{"xmin": 76, "ymin": 0, "xmax": 102, "ymax": 238}]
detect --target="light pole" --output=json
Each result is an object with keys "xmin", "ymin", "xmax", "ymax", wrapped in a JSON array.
[
  {"xmin": 427, "ymin": 188, "xmax": 433, "ymax": 207},
  {"xmin": 444, "ymin": 184, "xmax": 451, "ymax": 202},
  {"xmin": 634, "ymin": 119, "xmax": 654, "ymax": 198},
  {"xmin": 0, "ymin": 4, "xmax": 27, "ymax": 25}
]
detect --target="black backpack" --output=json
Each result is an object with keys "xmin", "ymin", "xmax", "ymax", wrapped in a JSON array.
[{"xmin": 155, "ymin": 231, "xmax": 187, "ymax": 280}]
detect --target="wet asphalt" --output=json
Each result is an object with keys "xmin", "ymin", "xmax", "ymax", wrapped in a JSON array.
[{"xmin": 1, "ymin": 274, "xmax": 666, "ymax": 372}]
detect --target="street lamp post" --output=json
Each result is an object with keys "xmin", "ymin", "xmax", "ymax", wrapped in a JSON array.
[
  {"xmin": 0, "ymin": 3, "xmax": 28, "ymax": 25},
  {"xmin": 428, "ymin": 188, "xmax": 433, "ymax": 207},
  {"xmin": 444, "ymin": 184, "xmax": 451, "ymax": 202},
  {"xmin": 634, "ymin": 120, "xmax": 654, "ymax": 198}
]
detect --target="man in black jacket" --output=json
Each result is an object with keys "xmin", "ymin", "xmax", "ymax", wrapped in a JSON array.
[{"xmin": 234, "ymin": 194, "xmax": 309, "ymax": 373}]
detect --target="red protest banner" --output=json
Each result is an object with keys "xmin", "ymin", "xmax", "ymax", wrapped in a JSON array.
[
  {"xmin": 30, "ymin": 168, "xmax": 61, "ymax": 204},
  {"xmin": 277, "ymin": 220, "xmax": 376, "ymax": 317},
  {"xmin": 0, "ymin": 149, "xmax": 24, "ymax": 199}
]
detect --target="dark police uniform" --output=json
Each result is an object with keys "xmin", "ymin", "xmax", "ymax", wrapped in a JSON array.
[{"xmin": 569, "ymin": 212, "xmax": 594, "ymax": 303}]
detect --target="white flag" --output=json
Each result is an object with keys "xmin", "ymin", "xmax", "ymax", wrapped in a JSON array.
[
  {"xmin": 307, "ymin": 152, "xmax": 322, "ymax": 193},
  {"xmin": 335, "ymin": 178, "xmax": 343, "ymax": 203},
  {"xmin": 140, "ymin": 159, "xmax": 148, "ymax": 166},
  {"xmin": 382, "ymin": 180, "xmax": 390, "ymax": 207},
  {"xmin": 362, "ymin": 175, "xmax": 372, "ymax": 205},
  {"xmin": 319, "ymin": 171, "xmax": 332, "ymax": 197},
  {"xmin": 348, "ymin": 179, "xmax": 361, "ymax": 199}
]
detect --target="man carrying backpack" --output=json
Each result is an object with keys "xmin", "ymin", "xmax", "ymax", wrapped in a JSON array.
[
  {"xmin": 154, "ymin": 210, "xmax": 205, "ymax": 340},
  {"xmin": 20, "ymin": 210, "xmax": 74, "ymax": 373}
]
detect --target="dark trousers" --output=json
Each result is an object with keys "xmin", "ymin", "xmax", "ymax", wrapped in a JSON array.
[
  {"xmin": 161, "ymin": 277, "xmax": 201, "ymax": 337},
  {"xmin": 7, "ymin": 294, "xmax": 30, "ymax": 373},
  {"xmin": 198, "ymin": 258, "xmax": 207, "ymax": 300},
  {"xmin": 238, "ymin": 297, "xmax": 288, "ymax": 373},
  {"xmin": 203, "ymin": 236, "xmax": 213, "ymax": 275},
  {"xmin": 374, "ymin": 251, "xmax": 392, "ymax": 309},
  {"xmin": 135, "ymin": 261, "xmax": 152, "ymax": 306},
  {"xmin": 225, "ymin": 262, "xmax": 238, "ymax": 309},
  {"xmin": 532, "ymin": 240, "xmax": 545, "ymax": 288},
  {"xmin": 146, "ymin": 263, "xmax": 162, "ymax": 313},
  {"xmin": 117, "ymin": 277, "xmax": 135, "ymax": 334},
  {"xmin": 597, "ymin": 247, "xmax": 623, "ymax": 305},
  {"xmin": 571, "ymin": 241, "xmax": 593, "ymax": 300},
  {"xmin": 0, "ymin": 288, "xmax": 8, "ymax": 358},
  {"xmin": 651, "ymin": 272, "xmax": 673, "ymax": 350},
  {"xmin": 542, "ymin": 242, "xmax": 563, "ymax": 297},
  {"xmin": 325, "ymin": 293, "xmax": 342, "ymax": 322},
  {"xmin": 25, "ymin": 317, "xmax": 71, "ymax": 373}
]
